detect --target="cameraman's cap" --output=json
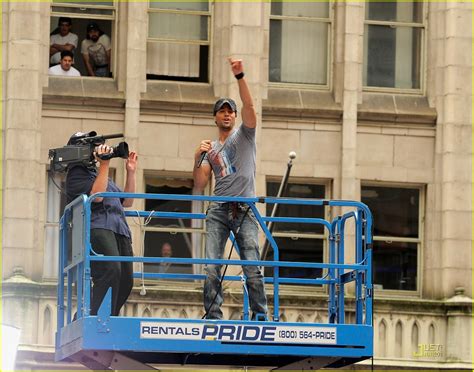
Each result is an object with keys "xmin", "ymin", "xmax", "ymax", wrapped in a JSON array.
[
  {"xmin": 67, "ymin": 131, "xmax": 97, "ymax": 145},
  {"xmin": 86, "ymin": 22, "xmax": 100, "ymax": 32},
  {"xmin": 213, "ymin": 98, "xmax": 237, "ymax": 116}
]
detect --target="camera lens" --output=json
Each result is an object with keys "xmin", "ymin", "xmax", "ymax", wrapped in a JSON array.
[
  {"xmin": 113, "ymin": 142, "xmax": 129, "ymax": 159},
  {"xmin": 97, "ymin": 142, "xmax": 129, "ymax": 160}
]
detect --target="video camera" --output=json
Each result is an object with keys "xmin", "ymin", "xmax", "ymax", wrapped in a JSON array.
[{"xmin": 48, "ymin": 132, "xmax": 129, "ymax": 172}]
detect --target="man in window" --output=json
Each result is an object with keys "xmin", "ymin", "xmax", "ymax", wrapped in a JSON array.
[
  {"xmin": 157, "ymin": 242, "xmax": 173, "ymax": 273},
  {"xmin": 48, "ymin": 51, "xmax": 81, "ymax": 77},
  {"xmin": 193, "ymin": 58, "xmax": 268, "ymax": 321},
  {"xmin": 49, "ymin": 17, "xmax": 78, "ymax": 66},
  {"xmin": 81, "ymin": 22, "xmax": 111, "ymax": 77}
]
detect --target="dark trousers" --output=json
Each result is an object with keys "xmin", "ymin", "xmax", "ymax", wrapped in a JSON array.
[{"xmin": 90, "ymin": 228, "xmax": 134, "ymax": 316}]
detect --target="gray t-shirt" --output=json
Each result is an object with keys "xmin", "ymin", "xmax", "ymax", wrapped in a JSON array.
[{"xmin": 202, "ymin": 124, "xmax": 256, "ymax": 198}]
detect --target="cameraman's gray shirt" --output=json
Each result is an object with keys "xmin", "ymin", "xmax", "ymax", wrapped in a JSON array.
[{"xmin": 202, "ymin": 124, "xmax": 256, "ymax": 198}]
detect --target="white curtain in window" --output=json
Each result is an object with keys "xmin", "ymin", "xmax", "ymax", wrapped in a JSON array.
[
  {"xmin": 147, "ymin": 11, "xmax": 204, "ymax": 77},
  {"xmin": 279, "ymin": 2, "xmax": 327, "ymax": 84},
  {"xmin": 279, "ymin": 21, "xmax": 327, "ymax": 84},
  {"xmin": 147, "ymin": 42, "xmax": 199, "ymax": 77}
]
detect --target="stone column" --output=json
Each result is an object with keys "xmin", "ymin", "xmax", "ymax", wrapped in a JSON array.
[
  {"xmin": 338, "ymin": 3, "xmax": 364, "ymax": 282},
  {"xmin": 424, "ymin": 0, "xmax": 446, "ymax": 301},
  {"xmin": 2, "ymin": 2, "xmax": 45, "ymax": 280},
  {"xmin": 429, "ymin": 2, "xmax": 472, "ymax": 299},
  {"xmin": 212, "ymin": 1, "xmax": 267, "ymax": 196},
  {"xmin": 121, "ymin": 2, "xmax": 148, "ymax": 248},
  {"xmin": 122, "ymin": 2, "xmax": 147, "ymax": 157},
  {"xmin": 445, "ymin": 288, "xmax": 473, "ymax": 364},
  {"xmin": 340, "ymin": 2, "xmax": 364, "ymax": 202}
]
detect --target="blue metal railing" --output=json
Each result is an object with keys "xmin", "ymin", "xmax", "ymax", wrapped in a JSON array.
[{"xmin": 57, "ymin": 193, "xmax": 373, "ymax": 335}]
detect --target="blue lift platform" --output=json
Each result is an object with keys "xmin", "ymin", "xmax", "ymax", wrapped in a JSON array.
[{"xmin": 56, "ymin": 193, "xmax": 373, "ymax": 370}]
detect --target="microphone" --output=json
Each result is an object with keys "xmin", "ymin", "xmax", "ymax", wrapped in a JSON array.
[{"xmin": 197, "ymin": 151, "xmax": 207, "ymax": 168}]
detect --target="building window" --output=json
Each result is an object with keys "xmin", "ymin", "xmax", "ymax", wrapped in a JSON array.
[
  {"xmin": 143, "ymin": 174, "xmax": 206, "ymax": 275},
  {"xmin": 50, "ymin": 1, "xmax": 116, "ymax": 77},
  {"xmin": 363, "ymin": 1, "xmax": 424, "ymax": 90},
  {"xmin": 361, "ymin": 185, "xmax": 422, "ymax": 291},
  {"xmin": 269, "ymin": 2, "xmax": 331, "ymax": 85},
  {"xmin": 44, "ymin": 167, "xmax": 116, "ymax": 279},
  {"xmin": 265, "ymin": 179, "xmax": 328, "ymax": 280},
  {"xmin": 146, "ymin": 1, "xmax": 211, "ymax": 82},
  {"xmin": 44, "ymin": 171, "xmax": 67, "ymax": 279}
]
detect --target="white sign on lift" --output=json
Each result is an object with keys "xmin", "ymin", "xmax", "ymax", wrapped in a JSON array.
[{"xmin": 140, "ymin": 322, "xmax": 337, "ymax": 345}]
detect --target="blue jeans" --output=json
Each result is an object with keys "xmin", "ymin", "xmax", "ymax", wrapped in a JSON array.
[
  {"xmin": 95, "ymin": 66, "xmax": 109, "ymax": 77},
  {"xmin": 204, "ymin": 202, "xmax": 268, "ymax": 320}
]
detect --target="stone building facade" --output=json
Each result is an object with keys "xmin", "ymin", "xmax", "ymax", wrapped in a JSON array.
[{"xmin": 1, "ymin": 1, "xmax": 472, "ymax": 370}]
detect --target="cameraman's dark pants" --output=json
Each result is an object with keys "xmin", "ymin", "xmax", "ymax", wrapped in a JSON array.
[{"xmin": 90, "ymin": 228, "xmax": 133, "ymax": 316}]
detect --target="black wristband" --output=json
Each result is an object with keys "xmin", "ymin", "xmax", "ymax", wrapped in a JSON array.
[{"xmin": 235, "ymin": 72, "xmax": 244, "ymax": 80}]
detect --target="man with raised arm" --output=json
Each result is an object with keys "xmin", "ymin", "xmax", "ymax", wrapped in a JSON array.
[{"xmin": 193, "ymin": 58, "xmax": 268, "ymax": 320}]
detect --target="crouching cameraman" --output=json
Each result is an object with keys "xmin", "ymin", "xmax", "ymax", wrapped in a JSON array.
[{"xmin": 65, "ymin": 131, "xmax": 137, "ymax": 316}]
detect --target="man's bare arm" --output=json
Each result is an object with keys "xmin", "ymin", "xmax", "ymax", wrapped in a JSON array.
[
  {"xmin": 82, "ymin": 53, "xmax": 95, "ymax": 76},
  {"xmin": 193, "ymin": 140, "xmax": 212, "ymax": 192},
  {"xmin": 229, "ymin": 58, "xmax": 257, "ymax": 128}
]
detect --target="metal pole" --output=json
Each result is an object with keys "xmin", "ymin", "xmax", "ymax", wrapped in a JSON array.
[{"xmin": 261, "ymin": 151, "xmax": 296, "ymax": 260}]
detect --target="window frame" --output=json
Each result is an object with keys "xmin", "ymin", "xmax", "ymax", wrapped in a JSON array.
[
  {"xmin": 363, "ymin": 1, "xmax": 426, "ymax": 94},
  {"xmin": 361, "ymin": 182, "xmax": 425, "ymax": 296},
  {"xmin": 268, "ymin": 1, "xmax": 334, "ymax": 90},
  {"xmin": 265, "ymin": 177, "xmax": 332, "ymax": 291},
  {"xmin": 146, "ymin": 1, "xmax": 212, "ymax": 83},
  {"xmin": 141, "ymin": 171, "xmax": 210, "ymax": 279},
  {"xmin": 50, "ymin": 0, "xmax": 118, "ymax": 79},
  {"xmin": 44, "ymin": 169, "xmax": 67, "ymax": 280},
  {"xmin": 43, "ymin": 166, "xmax": 117, "ymax": 280}
]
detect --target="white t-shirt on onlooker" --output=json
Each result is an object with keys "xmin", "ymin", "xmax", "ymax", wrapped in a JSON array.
[
  {"xmin": 48, "ymin": 64, "xmax": 81, "ymax": 77},
  {"xmin": 50, "ymin": 32, "xmax": 79, "ymax": 65}
]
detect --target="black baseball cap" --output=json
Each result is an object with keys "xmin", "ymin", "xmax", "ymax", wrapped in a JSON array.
[
  {"xmin": 213, "ymin": 98, "xmax": 237, "ymax": 116},
  {"xmin": 67, "ymin": 131, "xmax": 97, "ymax": 145},
  {"xmin": 86, "ymin": 22, "xmax": 100, "ymax": 32}
]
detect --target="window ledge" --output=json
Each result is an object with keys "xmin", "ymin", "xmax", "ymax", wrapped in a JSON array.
[
  {"xmin": 141, "ymin": 81, "xmax": 216, "ymax": 115},
  {"xmin": 373, "ymin": 295, "xmax": 450, "ymax": 313},
  {"xmin": 43, "ymin": 77, "xmax": 125, "ymax": 108},
  {"xmin": 358, "ymin": 93, "xmax": 437, "ymax": 125},
  {"xmin": 263, "ymin": 87, "xmax": 342, "ymax": 120}
]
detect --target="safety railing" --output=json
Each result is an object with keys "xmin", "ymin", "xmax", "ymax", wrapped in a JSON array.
[{"xmin": 57, "ymin": 193, "xmax": 373, "ymax": 333}]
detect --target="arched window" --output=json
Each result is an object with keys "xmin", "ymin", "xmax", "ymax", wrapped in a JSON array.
[
  {"xmin": 378, "ymin": 319, "xmax": 387, "ymax": 357},
  {"xmin": 142, "ymin": 308, "xmax": 152, "ymax": 318},
  {"xmin": 428, "ymin": 323, "xmax": 436, "ymax": 344},
  {"xmin": 411, "ymin": 322, "xmax": 419, "ymax": 357},
  {"xmin": 43, "ymin": 306, "xmax": 53, "ymax": 345},
  {"xmin": 395, "ymin": 321, "xmax": 403, "ymax": 358}
]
